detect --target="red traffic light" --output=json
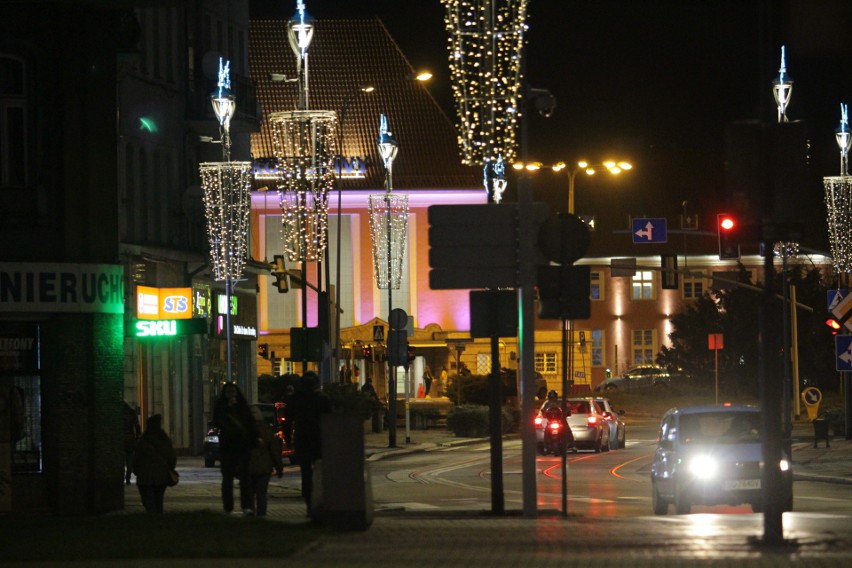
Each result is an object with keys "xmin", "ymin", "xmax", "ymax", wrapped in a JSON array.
[{"xmin": 826, "ymin": 317, "xmax": 842, "ymax": 334}]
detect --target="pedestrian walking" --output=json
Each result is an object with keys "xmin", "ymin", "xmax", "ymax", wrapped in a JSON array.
[
  {"xmin": 212, "ymin": 382, "xmax": 259, "ymax": 515},
  {"xmin": 247, "ymin": 405, "xmax": 284, "ymax": 517},
  {"xmin": 288, "ymin": 371, "xmax": 330, "ymax": 516},
  {"xmin": 132, "ymin": 414, "xmax": 176, "ymax": 514},
  {"xmin": 122, "ymin": 401, "xmax": 141, "ymax": 485},
  {"xmin": 423, "ymin": 366, "xmax": 433, "ymax": 398}
]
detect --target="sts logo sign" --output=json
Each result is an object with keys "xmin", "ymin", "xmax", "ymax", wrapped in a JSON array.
[{"xmin": 163, "ymin": 296, "xmax": 188, "ymax": 314}]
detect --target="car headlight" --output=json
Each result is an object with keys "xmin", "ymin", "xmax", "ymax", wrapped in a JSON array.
[
  {"xmin": 779, "ymin": 458, "xmax": 790, "ymax": 472},
  {"xmin": 687, "ymin": 455, "xmax": 718, "ymax": 479}
]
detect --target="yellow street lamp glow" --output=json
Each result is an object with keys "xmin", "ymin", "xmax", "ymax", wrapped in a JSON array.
[
  {"xmin": 512, "ymin": 162, "xmax": 524, "ymax": 170},
  {"xmin": 618, "ymin": 161, "xmax": 633, "ymax": 170},
  {"xmin": 525, "ymin": 162, "xmax": 542, "ymax": 171},
  {"xmin": 603, "ymin": 161, "xmax": 616, "ymax": 169},
  {"xmin": 585, "ymin": 167, "xmax": 596, "ymax": 175},
  {"xmin": 577, "ymin": 161, "xmax": 589, "ymax": 168},
  {"xmin": 551, "ymin": 162, "xmax": 566, "ymax": 172},
  {"xmin": 414, "ymin": 71, "xmax": 433, "ymax": 82}
]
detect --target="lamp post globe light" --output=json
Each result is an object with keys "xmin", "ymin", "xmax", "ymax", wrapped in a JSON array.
[
  {"xmin": 772, "ymin": 45, "xmax": 793, "ymax": 123},
  {"xmin": 368, "ymin": 113, "xmax": 407, "ymax": 448},
  {"xmin": 199, "ymin": 58, "xmax": 253, "ymax": 386},
  {"xmin": 514, "ymin": 159, "xmax": 633, "ymax": 214}
]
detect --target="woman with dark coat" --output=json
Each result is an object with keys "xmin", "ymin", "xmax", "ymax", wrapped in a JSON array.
[
  {"xmin": 212, "ymin": 382, "xmax": 259, "ymax": 514},
  {"xmin": 132, "ymin": 414, "xmax": 176, "ymax": 514}
]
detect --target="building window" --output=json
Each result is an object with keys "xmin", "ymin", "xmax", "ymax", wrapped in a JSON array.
[
  {"xmin": 0, "ymin": 55, "xmax": 27, "ymax": 188},
  {"xmin": 590, "ymin": 270, "xmax": 604, "ymax": 301},
  {"xmin": 590, "ymin": 329, "xmax": 604, "ymax": 366},
  {"xmin": 632, "ymin": 270, "xmax": 654, "ymax": 300},
  {"xmin": 476, "ymin": 352, "xmax": 490, "ymax": 375},
  {"xmin": 631, "ymin": 329, "xmax": 656, "ymax": 365},
  {"xmin": 535, "ymin": 352, "xmax": 557, "ymax": 375},
  {"xmin": 683, "ymin": 270, "xmax": 705, "ymax": 299}
]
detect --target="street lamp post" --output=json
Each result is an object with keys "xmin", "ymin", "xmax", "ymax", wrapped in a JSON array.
[
  {"xmin": 514, "ymin": 160, "xmax": 633, "ymax": 214},
  {"xmin": 369, "ymin": 114, "xmax": 407, "ymax": 448}
]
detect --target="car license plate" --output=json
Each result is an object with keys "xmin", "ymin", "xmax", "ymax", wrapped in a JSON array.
[{"xmin": 724, "ymin": 479, "xmax": 760, "ymax": 490}]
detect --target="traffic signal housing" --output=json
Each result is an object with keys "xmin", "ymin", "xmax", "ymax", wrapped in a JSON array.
[
  {"xmin": 258, "ymin": 343, "xmax": 269, "ymax": 359},
  {"xmin": 717, "ymin": 213, "xmax": 740, "ymax": 260}
]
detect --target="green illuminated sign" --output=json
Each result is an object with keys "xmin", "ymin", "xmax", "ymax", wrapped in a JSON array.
[{"xmin": 131, "ymin": 318, "xmax": 208, "ymax": 338}]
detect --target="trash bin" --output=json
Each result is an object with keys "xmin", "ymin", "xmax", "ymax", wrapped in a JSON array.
[{"xmin": 813, "ymin": 418, "xmax": 830, "ymax": 448}]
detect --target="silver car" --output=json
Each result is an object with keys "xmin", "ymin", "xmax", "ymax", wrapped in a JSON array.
[
  {"xmin": 591, "ymin": 397, "xmax": 626, "ymax": 449},
  {"xmin": 650, "ymin": 404, "xmax": 793, "ymax": 515},
  {"xmin": 564, "ymin": 398, "xmax": 610, "ymax": 453}
]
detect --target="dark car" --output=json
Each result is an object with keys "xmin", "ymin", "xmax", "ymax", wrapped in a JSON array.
[
  {"xmin": 203, "ymin": 402, "xmax": 295, "ymax": 468},
  {"xmin": 650, "ymin": 404, "xmax": 793, "ymax": 515},
  {"xmin": 594, "ymin": 365, "xmax": 673, "ymax": 392}
]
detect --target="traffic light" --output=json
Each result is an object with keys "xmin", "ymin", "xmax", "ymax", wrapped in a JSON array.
[
  {"xmin": 258, "ymin": 343, "xmax": 269, "ymax": 359},
  {"xmin": 362, "ymin": 344, "xmax": 373, "ymax": 360},
  {"xmin": 826, "ymin": 315, "xmax": 842, "ymax": 335},
  {"xmin": 717, "ymin": 213, "xmax": 740, "ymax": 260}
]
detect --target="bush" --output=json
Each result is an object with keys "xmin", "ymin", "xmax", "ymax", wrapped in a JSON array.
[{"xmin": 446, "ymin": 405, "xmax": 517, "ymax": 437}]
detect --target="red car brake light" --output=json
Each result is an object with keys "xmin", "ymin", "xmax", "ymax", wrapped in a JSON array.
[
  {"xmin": 548, "ymin": 421, "xmax": 561, "ymax": 430},
  {"xmin": 587, "ymin": 415, "xmax": 598, "ymax": 426},
  {"xmin": 534, "ymin": 416, "xmax": 544, "ymax": 427}
]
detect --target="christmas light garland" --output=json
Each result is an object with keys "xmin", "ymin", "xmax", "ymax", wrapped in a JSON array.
[{"xmin": 442, "ymin": 0, "xmax": 529, "ymax": 166}]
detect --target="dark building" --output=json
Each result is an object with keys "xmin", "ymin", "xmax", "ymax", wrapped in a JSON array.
[{"xmin": 0, "ymin": 1, "xmax": 256, "ymax": 513}]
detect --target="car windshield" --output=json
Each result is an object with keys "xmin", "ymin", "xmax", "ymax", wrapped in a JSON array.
[
  {"xmin": 679, "ymin": 412, "xmax": 760, "ymax": 444},
  {"xmin": 566, "ymin": 401, "xmax": 592, "ymax": 414}
]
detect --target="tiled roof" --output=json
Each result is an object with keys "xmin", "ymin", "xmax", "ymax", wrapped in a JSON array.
[{"xmin": 249, "ymin": 18, "xmax": 481, "ymax": 191}]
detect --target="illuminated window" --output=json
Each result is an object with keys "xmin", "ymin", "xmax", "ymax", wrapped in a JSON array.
[
  {"xmin": 476, "ymin": 353, "xmax": 489, "ymax": 375},
  {"xmin": 590, "ymin": 329, "xmax": 604, "ymax": 366},
  {"xmin": 683, "ymin": 270, "xmax": 705, "ymax": 299},
  {"xmin": 535, "ymin": 352, "xmax": 557, "ymax": 375},
  {"xmin": 590, "ymin": 270, "xmax": 605, "ymax": 301},
  {"xmin": 632, "ymin": 271, "xmax": 654, "ymax": 300},
  {"xmin": 0, "ymin": 55, "xmax": 27, "ymax": 188},
  {"xmin": 631, "ymin": 329, "xmax": 656, "ymax": 364}
]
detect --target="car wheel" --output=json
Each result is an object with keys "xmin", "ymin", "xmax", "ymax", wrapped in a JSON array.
[
  {"xmin": 204, "ymin": 456, "xmax": 215, "ymax": 468},
  {"xmin": 619, "ymin": 430, "xmax": 626, "ymax": 449},
  {"xmin": 602, "ymin": 431, "xmax": 610, "ymax": 452},
  {"xmin": 652, "ymin": 480, "xmax": 669, "ymax": 515},
  {"xmin": 594, "ymin": 433, "xmax": 602, "ymax": 453},
  {"xmin": 674, "ymin": 489, "xmax": 691, "ymax": 515},
  {"xmin": 536, "ymin": 442, "xmax": 545, "ymax": 455}
]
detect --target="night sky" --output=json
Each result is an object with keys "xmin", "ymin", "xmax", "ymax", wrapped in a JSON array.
[{"xmin": 253, "ymin": 1, "xmax": 852, "ymax": 250}]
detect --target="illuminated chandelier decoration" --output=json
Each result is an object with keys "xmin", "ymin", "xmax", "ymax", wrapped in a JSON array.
[
  {"xmin": 824, "ymin": 102, "xmax": 852, "ymax": 274},
  {"xmin": 200, "ymin": 57, "xmax": 253, "ymax": 282},
  {"xmin": 369, "ymin": 114, "xmax": 408, "ymax": 290},
  {"xmin": 270, "ymin": 0, "xmax": 337, "ymax": 262},
  {"xmin": 442, "ymin": 0, "xmax": 529, "ymax": 167},
  {"xmin": 772, "ymin": 45, "xmax": 798, "ymax": 262}
]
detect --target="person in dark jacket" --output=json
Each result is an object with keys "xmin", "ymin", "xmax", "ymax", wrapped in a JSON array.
[
  {"xmin": 122, "ymin": 401, "xmax": 141, "ymax": 485},
  {"xmin": 247, "ymin": 405, "xmax": 284, "ymax": 517},
  {"xmin": 132, "ymin": 414, "xmax": 176, "ymax": 514},
  {"xmin": 288, "ymin": 371, "xmax": 330, "ymax": 515},
  {"xmin": 212, "ymin": 382, "xmax": 259, "ymax": 515}
]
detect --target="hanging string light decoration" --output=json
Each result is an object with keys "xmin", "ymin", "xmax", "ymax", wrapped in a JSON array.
[
  {"xmin": 441, "ymin": 0, "xmax": 529, "ymax": 167},
  {"xmin": 824, "ymin": 103, "xmax": 852, "ymax": 274},
  {"xmin": 200, "ymin": 162, "xmax": 253, "ymax": 281},
  {"xmin": 200, "ymin": 57, "xmax": 252, "ymax": 282},
  {"xmin": 269, "ymin": 109, "xmax": 337, "ymax": 262},
  {"xmin": 369, "ymin": 114, "xmax": 408, "ymax": 290},
  {"xmin": 199, "ymin": 57, "xmax": 252, "ymax": 382},
  {"xmin": 270, "ymin": 1, "xmax": 337, "ymax": 263}
]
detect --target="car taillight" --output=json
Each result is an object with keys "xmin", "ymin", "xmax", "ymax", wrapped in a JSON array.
[
  {"xmin": 534, "ymin": 416, "xmax": 544, "ymax": 427},
  {"xmin": 587, "ymin": 416, "xmax": 598, "ymax": 426}
]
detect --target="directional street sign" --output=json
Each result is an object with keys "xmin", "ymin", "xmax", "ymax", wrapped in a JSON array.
[
  {"xmin": 836, "ymin": 335, "xmax": 852, "ymax": 371},
  {"xmin": 802, "ymin": 386, "xmax": 823, "ymax": 406},
  {"xmin": 831, "ymin": 292, "xmax": 852, "ymax": 332},
  {"xmin": 632, "ymin": 217, "xmax": 667, "ymax": 244}
]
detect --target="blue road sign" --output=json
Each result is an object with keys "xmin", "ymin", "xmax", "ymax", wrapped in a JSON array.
[
  {"xmin": 632, "ymin": 217, "xmax": 667, "ymax": 244},
  {"xmin": 828, "ymin": 289, "xmax": 848, "ymax": 311},
  {"xmin": 836, "ymin": 335, "xmax": 852, "ymax": 371}
]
